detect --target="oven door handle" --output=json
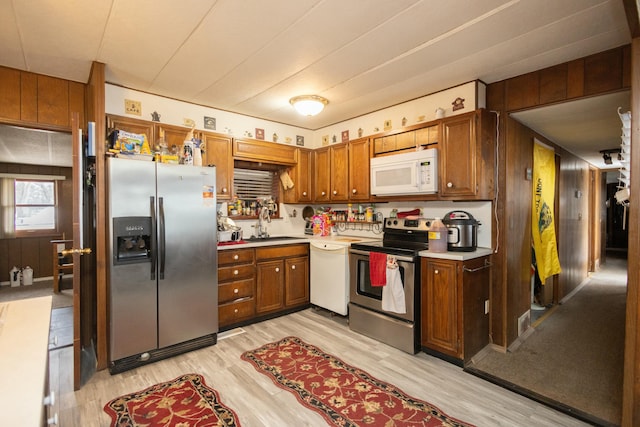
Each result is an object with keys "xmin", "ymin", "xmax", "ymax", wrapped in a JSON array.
[{"xmin": 350, "ymin": 249, "xmax": 415, "ymax": 263}]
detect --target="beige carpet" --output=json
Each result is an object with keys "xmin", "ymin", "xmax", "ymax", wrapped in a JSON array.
[
  {"xmin": 467, "ymin": 254, "xmax": 626, "ymax": 426},
  {"xmin": 0, "ymin": 279, "xmax": 73, "ymax": 309}
]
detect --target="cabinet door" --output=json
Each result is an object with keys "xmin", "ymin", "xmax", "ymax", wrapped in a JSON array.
[
  {"xmin": 440, "ymin": 112, "xmax": 476, "ymax": 197},
  {"xmin": 158, "ymin": 123, "xmax": 191, "ymax": 154},
  {"xmin": 107, "ymin": 115, "xmax": 155, "ymax": 144},
  {"xmin": 348, "ymin": 138, "xmax": 370, "ymax": 201},
  {"xmin": 421, "ymin": 258, "xmax": 460, "ymax": 357},
  {"xmin": 202, "ymin": 132, "xmax": 233, "ymax": 200},
  {"xmin": 296, "ymin": 149, "xmax": 313, "ymax": 202},
  {"xmin": 285, "ymin": 256, "xmax": 309, "ymax": 307},
  {"xmin": 330, "ymin": 144, "xmax": 349, "ymax": 201},
  {"xmin": 256, "ymin": 260, "xmax": 285, "ymax": 314},
  {"xmin": 395, "ymin": 131, "xmax": 416, "ymax": 150},
  {"xmin": 314, "ymin": 147, "xmax": 331, "ymax": 202},
  {"xmin": 283, "ymin": 149, "xmax": 313, "ymax": 203}
]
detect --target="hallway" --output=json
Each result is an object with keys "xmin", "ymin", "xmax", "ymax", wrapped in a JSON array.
[{"xmin": 467, "ymin": 253, "xmax": 627, "ymax": 426}]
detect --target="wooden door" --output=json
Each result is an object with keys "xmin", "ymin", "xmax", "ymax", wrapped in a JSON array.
[
  {"xmin": 421, "ymin": 258, "xmax": 460, "ymax": 357},
  {"xmin": 330, "ymin": 144, "xmax": 349, "ymax": 201},
  {"xmin": 256, "ymin": 260, "xmax": 284, "ymax": 314},
  {"xmin": 440, "ymin": 113, "xmax": 477, "ymax": 197},
  {"xmin": 158, "ymin": 123, "xmax": 191, "ymax": 154},
  {"xmin": 285, "ymin": 256, "xmax": 309, "ymax": 307},
  {"xmin": 106, "ymin": 115, "xmax": 155, "ymax": 143},
  {"xmin": 314, "ymin": 147, "xmax": 330, "ymax": 202},
  {"xmin": 296, "ymin": 149, "xmax": 313, "ymax": 202},
  {"xmin": 71, "ymin": 113, "xmax": 93, "ymax": 389},
  {"xmin": 348, "ymin": 138, "xmax": 370, "ymax": 201},
  {"xmin": 201, "ymin": 132, "xmax": 233, "ymax": 200}
]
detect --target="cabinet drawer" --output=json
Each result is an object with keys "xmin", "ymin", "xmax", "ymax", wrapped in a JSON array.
[
  {"xmin": 256, "ymin": 244, "xmax": 308, "ymax": 260},
  {"xmin": 218, "ymin": 264, "xmax": 255, "ymax": 282},
  {"xmin": 219, "ymin": 299, "xmax": 255, "ymax": 326},
  {"xmin": 218, "ymin": 278, "xmax": 254, "ymax": 304},
  {"xmin": 218, "ymin": 249, "xmax": 255, "ymax": 266}
]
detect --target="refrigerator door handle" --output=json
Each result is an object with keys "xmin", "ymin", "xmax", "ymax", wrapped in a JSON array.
[
  {"xmin": 150, "ymin": 196, "xmax": 156, "ymax": 280},
  {"xmin": 159, "ymin": 196, "xmax": 166, "ymax": 280}
]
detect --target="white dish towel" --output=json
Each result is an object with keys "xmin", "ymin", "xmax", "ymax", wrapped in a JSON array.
[{"xmin": 382, "ymin": 257, "xmax": 406, "ymax": 314}]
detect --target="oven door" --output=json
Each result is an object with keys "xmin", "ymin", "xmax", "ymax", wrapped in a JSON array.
[{"xmin": 349, "ymin": 248, "xmax": 415, "ymax": 322}]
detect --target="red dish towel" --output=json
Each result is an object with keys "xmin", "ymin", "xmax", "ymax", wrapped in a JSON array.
[{"xmin": 370, "ymin": 252, "xmax": 388, "ymax": 286}]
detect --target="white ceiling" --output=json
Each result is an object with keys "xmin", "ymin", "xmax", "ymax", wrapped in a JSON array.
[{"xmin": 0, "ymin": 0, "xmax": 633, "ymax": 168}]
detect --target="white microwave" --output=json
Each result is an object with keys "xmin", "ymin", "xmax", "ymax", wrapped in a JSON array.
[{"xmin": 370, "ymin": 149, "xmax": 438, "ymax": 196}]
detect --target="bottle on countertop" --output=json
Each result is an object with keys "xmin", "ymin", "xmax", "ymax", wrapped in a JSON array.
[{"xmin": 428, "ymin": 217, "xmax": 448, "ymax": 252}]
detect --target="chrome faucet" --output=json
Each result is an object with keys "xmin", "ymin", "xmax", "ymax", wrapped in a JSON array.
[{"xmin": 254, "ymin": 206, "xmax": 271, "ymax": 238}]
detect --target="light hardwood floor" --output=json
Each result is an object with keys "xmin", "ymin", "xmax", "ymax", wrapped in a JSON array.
[{"xmin": 50, "ymin": 308, "xmax": 590, "ymax": 426}]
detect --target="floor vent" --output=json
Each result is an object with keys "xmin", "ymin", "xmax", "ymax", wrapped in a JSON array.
[{"xmin": 518, "ymin": 310, "xmax": 531, "ymax": 336}]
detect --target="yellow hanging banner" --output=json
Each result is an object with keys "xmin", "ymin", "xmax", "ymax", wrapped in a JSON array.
[{"xmin": 532, "ymin": 142, "xmax": 561, "ymax": 283}]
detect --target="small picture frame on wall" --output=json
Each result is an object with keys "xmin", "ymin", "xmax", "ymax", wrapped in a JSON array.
[
  {"xmin": 204, "ymin": 116, "xmax": 216, "ymax": 130},
  {"xmin": 341, "ymin": 130, "xmax": 349, "ymax": 142},
  {"xmin": 255, "ymin": 128, "xmax": 265, "ymax": 140},
  {"xmin": 384, "ymin": 119, "xmax": 392, "ymax": 131},
  {"xmin": 296, "ymin": 135, "xmax": 304, "ymax": 146},
  {"xmin": 322, "ymin": 135, "xmax": 329, "ymax": 146}
]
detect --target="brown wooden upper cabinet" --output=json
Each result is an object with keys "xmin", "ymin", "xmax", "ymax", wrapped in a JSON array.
[
  {"xmin": 347, "ymin": 138, "xmax": 370, "ymax": 202},
  {"xmin": 233, "ymin": 138, "xmax": 297, "ymax": 165},
  {"xmin": 201, "ymin": 132, "xmax": 233, "ymax": 200},
  {"xmin": 439, "ymin": 109, "xmax": 495, "ymax": 200},
  {"xmin": 282, "ymin": 148, "xmax": 313, "ymax": 204},
  {"xmin": 313, "ymin": 147, "xmax": 331, "ymax": 203},
  {"xmin": 329, "ymin": 143, "xmax": 349, "ymax": 202},
  {"xmin": 0, "ymin": 66, "xmax": 85, "ymax": 130},
  {"xmin": 373, "ymin": 123, "xmax": 438, "ymax": 156},
  {"xmin": 314, "ymin": 138, "xmax": 370, "ymax": 203},
  {"xmin": 106, "ymin": 115, "xmax": 156, "ymax": 146}
]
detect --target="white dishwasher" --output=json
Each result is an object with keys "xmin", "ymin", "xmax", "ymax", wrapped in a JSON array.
[{"xmin": 310, "ymin": 240, "xmax": 350, "ymax": 315}]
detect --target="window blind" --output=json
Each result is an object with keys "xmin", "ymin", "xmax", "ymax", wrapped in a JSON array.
[{"xmin": 233, "ymin": 168, "xmax": 278, "ymax": 200}]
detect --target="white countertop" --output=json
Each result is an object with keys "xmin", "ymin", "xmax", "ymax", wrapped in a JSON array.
[
  {"xmin": 419, "ymin": 247, "xmax": 493, "ymax": 261},
  {"xmin": 0, "ymin": 296, "xmax": 52, "ymax": 427},
  {"xmin": 217, "ymin": 234, "xmax": 381, "ymax": 250}
]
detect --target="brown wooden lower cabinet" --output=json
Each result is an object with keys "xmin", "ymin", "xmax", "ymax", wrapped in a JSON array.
[
  {"xmin": 420, "ymin": 255, "xmax": 491, "ymax": 364},
  {"xmin": 218, "ymin": 244, "xmax": 309, "ymax": 330},
  {"xmin": 218, "ymin": 248, "xmax": 256, "ymax": 328},
  {"xmin": 256, "ymin": 244, "xmax": 309, "ymax": 314}
]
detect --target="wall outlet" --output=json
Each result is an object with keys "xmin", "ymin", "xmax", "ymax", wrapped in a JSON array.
[{"xmin": 484, "ymin": 299, "xmax": 490, "ymax": 314}]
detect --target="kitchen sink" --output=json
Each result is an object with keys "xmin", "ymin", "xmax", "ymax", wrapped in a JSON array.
[{"xmin": 247, "ymin": 236, "xmax": 304, "ymax": 242}]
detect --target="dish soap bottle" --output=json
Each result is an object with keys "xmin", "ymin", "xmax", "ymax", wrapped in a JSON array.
[{"xmin": 428, "ymin": 217, "xmax": 448, "ymax": 252}]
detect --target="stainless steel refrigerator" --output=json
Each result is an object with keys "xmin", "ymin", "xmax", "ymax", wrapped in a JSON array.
[{"xmin": 107, "ymin": 157, "xmax": 217, "ymax": 373}]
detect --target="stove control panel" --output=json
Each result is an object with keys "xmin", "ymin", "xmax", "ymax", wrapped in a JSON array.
[{"xmin": 384, "ymin": 217, "xmax": 434, "ymax": 231}]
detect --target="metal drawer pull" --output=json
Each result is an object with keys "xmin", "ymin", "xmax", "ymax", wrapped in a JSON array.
[
  {"xmin": 234, "ymin": 288, "xmax": 239, "ymax": 293},
  {"xmin": 233, "ymin": 254, "xmax": 239, "ymax": 260},
  {"xmin": 291, "ymin": 265, "xmax": 296, "ymax": 270},
  {"xmin": 434, "ymin": 270, "xmax": 439, "ymax": 274},
  {"xmin": 233, "ymin": 269, "xmax": 239, "ymax": 275},
  {"xmin": 275, "ymin": 267, "xmax": 280, "ymax": 272},
  {"xmin": 463, "ymin": 260, "xmax": 492, "ymax": 272},
  {"xmin": 234, "ymin": 308, "xmax": 238, "ymax": 313}
]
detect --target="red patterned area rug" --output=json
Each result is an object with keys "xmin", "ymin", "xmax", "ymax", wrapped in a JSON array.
[
  {"xmin": 241, "ymin": 336, "xmax": 475, "ymax": 427},
  {"xmin": 103, "ymin": 373, "xmax": 241, "ymax": 427}
]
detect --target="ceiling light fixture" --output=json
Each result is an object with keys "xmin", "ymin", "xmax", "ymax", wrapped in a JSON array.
[{"xmin": 289, "ymin": 95, "xmax": 328, "ymax": 116}]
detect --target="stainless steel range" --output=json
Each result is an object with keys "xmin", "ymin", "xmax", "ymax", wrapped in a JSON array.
[{"xmin": 349, "ymin": 217, "xmax": 434, "ymax": 354}]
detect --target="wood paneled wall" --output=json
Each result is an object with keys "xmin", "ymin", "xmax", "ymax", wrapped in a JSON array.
[
  {"xmin": 487, "ymin": 44, "xmax": 629, "ymax": 347},
  {"xmin": 0, "ymin": 162, "xmax": 73, "ymax": 282}
]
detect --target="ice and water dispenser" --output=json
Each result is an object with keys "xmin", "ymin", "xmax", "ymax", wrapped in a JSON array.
[{"xmin": 113, "ymin": 217, "xmax": 152, "ymax": 264}]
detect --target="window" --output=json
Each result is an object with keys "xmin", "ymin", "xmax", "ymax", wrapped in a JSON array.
[{"xmin": 14, "ymin": 179, "xmax": 57, "ymax": 233}]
